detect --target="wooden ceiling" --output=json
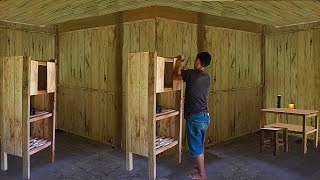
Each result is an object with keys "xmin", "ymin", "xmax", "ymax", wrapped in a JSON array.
[{"xmin": 0, "ymin": 0, "xmax": 319, "ymax": 27}]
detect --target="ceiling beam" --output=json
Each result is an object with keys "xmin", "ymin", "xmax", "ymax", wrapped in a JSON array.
[
  {"xmin": 0, "ymin": 21, "xmax": 56, "ymax": 34},
  {"xmin": 265, "ymin": 21, "xmax": 320, "ymax": 34},
  {"xmin": 58, "ymin": 6, "xmax": 263, "ymax": 33}
]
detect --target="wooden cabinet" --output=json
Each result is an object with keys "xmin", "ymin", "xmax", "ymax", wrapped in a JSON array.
[
  {"xmin": 126, "ymin": 52, "xmax": 183, "ymax": 180},
  {"xmin": 30, "ymin": 60, "xmax": 56, "ymax": 95},
  {"xmin": 156, "ymin": 57, "xmax": 182, "ymax": 93},
  {"xmin": 0, "ymin": 56, "xmax": 56, "ymax": 180}
]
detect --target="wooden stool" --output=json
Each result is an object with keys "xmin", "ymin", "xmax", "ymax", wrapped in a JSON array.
[{"xmin": 260, "ymin": 127, "xmax": 288, "ymax": 156}]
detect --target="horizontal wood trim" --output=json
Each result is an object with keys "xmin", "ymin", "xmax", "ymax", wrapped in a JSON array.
[
  {"xmin": 58, "ymin": 13, "xmax": 118, "ymax": 33},
  {"xmin": 155, "ymin": 6, "xmax": 198, "ymax": 24},
  {"xmin": 201, "ymin": 13, "xmax": 263, "ymax": 33},
  {"xmin": 265, "ymin": 21, "xmax": 320, "ymax": 35},
  {"xmin": 122, "ymin": 6, "xmax": 157, "ymax": 22},
  {"xmin": 0, "ymin": 21, "xmax": 56, "ymax": 34},
  {"xmin": 57, "ymin": 5, "xmax": 262, "ymax": 33}
]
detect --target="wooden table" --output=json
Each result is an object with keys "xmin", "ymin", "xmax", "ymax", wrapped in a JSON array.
[{"xmin": 261, "ymin": 108, "xmax": 319, "ymax": 154}]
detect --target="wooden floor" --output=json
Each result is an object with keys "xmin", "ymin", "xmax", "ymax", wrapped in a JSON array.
[{"xmin": 1, "ymin": 130, "xmax": 320, "ymax": 179}]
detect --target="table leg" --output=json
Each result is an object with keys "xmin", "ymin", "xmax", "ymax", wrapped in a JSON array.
[
  {"xmin": 260, "ymin": 130, "xmax": 265, "ymax": 153},
  {"xmin": 314, "ymin": 115, "xmax": 319, "ymax": 149},
  {"xmin": 273, "ymin": 131, "xmax": 279, "ymax": 156},
  {"xmin": 1, "ymin": 151, "xmax": 7, "ymax": 171},
  {"xmin": 284, "ymin": 128, "xmax": 288, "ymax": 152},
  {"xmin": 303, "ymin": 115, "xmax": 307, "ymax": 154}
]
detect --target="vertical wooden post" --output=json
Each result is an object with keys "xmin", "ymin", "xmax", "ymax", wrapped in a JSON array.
[
  {"xmin": 115, "ymin": 12, "xmax": 124, "ymax": 148},
  {"xmin": 302, "ymin": 115, "xmax": 307, "ymax": 154},
  {"xmin": 176, "ymin": 86, "xmax": 183, "ymax": 163},
  {"xmin": 22, "ymin": 56, "xmax": 31, "ymax": 179},
  {"xmin": 148, "ymin": 52, "xmax": 157, "ymax": 180},
  {"xmin": 48, "ymin": 61, "xmax": 56, "ymax": 163},
  {"xmin": 261, "ymin": 26, "xmax": 266, "ymax": 109},
  {"xmin": 314, "ymin": 114, "xmax": 318, "ymax": 149},
  {"xmin": 0, "ymin": 58, "xmax": 8, "ymax": 171},
  {"xmin": 197, "ymin": 12, "xmax": 203, "ymax": 52},
  {"xmin": 126, "ymin": 51, "xmax": 132, "ymax": 171}
]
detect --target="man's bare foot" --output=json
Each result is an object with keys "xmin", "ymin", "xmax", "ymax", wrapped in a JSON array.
[
  {"xmin": 188, "ymin": 172, "xmax": 206, "ymax": 179},
  {"xmin": 193, "ymin": 165, "xmax": 199, "ymax": 171}
]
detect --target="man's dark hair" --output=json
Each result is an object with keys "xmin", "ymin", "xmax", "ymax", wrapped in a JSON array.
[{"xmin": 196, "ymin": 52, "xmax": 211, "ymax": 67}]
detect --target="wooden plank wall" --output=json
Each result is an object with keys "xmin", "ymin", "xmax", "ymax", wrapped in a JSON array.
[
  {"xmin": 57, "ymin": 26, "xmax": 117, "ymax": 145},
  {"xmin": 204, "ymin": 27, "xmax": 262, "ymax": 144},
  {"xmin": 58, "ymin": 19, "xmax": 156, "ymax": 147},
  {"xmin": 0, "ymin": 28, "xmax": 55, "ymax": 141},
  {"xmin": 58, "ymin": 18, "xmax": 263, "ymax": 148},
  {"xmin": 265, "ymin": 28, "xmax": 320, "ymax": 129},
  {"xmin": 155, "ymin": 19, "xmax": 262, "ymax": 145}
]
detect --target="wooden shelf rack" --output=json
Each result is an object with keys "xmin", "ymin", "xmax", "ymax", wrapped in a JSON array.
[
  {"xmin": 126, "ymin": 52, "xmax": 183, "ymax": 180},
  {"xmin": 0, "ymin": 56, "xmax": 56, "ymax": 180}
]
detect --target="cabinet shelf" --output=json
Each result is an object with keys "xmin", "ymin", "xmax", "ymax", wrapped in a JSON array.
[
  {"xmin": 155, "ymin": 137, "xmax": 178, "ymax": 155},
  {"xmin": 156, "ymin": 109, "xmax": 179, "ymax": 121},
  {"xmin": 30, "ymin": 111, "xmax": 52, "ymax": 122},
  {"xmin": 29, "ymin": 138, "xmax": 51, "ymax": 155}
]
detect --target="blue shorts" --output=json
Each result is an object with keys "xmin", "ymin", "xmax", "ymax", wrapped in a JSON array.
[{"xmin": 186, "ymin": 112, "xmax": 209, "ymax": 157}]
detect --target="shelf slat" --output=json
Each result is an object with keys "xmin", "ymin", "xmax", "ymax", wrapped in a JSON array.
[
  {"xmin": 29, "ymin": 138, "xmax": 51, "ymax": 155},
  {"xmin": 30, "ymin": 111, "xmax": 52, "ymax": 122},
  {"xmin": 155, "ymin": 137, "xmax": 178, "ymax": 155},
  {"xmin": 156, "ymin": 109, "xmax": 179, "ymax": 121},
  {"xmin": 36, "ymin": 90, "xmax": 46, "ymax": 95},
  {"xmin": 265, "ymin": 123, "xmax": 316, "ymax": 134}
]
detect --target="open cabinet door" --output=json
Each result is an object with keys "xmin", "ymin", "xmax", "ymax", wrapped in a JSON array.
[
  {"xmin": 30, "ymin": 60, "xmax": 38, "ymax": 96},
  {"xmin": 46, "ymin": 62, "xmax": 56, "ymax": 93},
  {"xmin": 172, "ymin": 58, "xmax": 182, "ymax": 91}
]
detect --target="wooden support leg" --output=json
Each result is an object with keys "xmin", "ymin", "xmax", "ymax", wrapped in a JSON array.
[
  {"xmin": 260, "ymin": 130, "xmax": 265, "ymax": 153},
  {"xmin": 303, "ymin": 116, "xmax": 307, "ymax": 154},
  {"xmin": 48, "ymin": 93, "xmax": 56, "ymax": 163},
  {"xmin": 273, "ymin": 131, "xmax": 279, "ymax": 156},
  {"xmin": 1, "ymin": 151, "xmax": 7, "ymax": 171},
  {"xmin": 284, "ymin": 129, "xmax": 288, "ymax": 152},
  {"xmin": 48, "ymin": 117, "xmax": 55, "ymax": 163},
  {"xmin": 23, "ymin": 155, "xmax": 30, "ymax": 180},
  {"xmin": 126, "ymin": 152, "xmax": 133, "ymax": 171},
  {"xmin": 148, "ymin": 155, "xmax": 156, "ymax": 180},
  {"xmin": 314, "ymin": 115, "xmax": 318, "ymax": 149},
  {"xmin": 176, "ymin": 141, "xmax": 182, "ymax": 163}
]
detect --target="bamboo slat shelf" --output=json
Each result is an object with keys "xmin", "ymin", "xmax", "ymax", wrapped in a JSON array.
[
  {"xmin": 30, "ymin": 111, "xmax": 53, "ymax": 123},
  {"xmin": 265, "ymin": 123, "xmax": 316, "ymax": 134},
  {"xmin": 155, "ymin": 109, "xmax": 179, "ymax": 121},
  {"xmin": 29, "ymin": 138, "xmax": 52, "ymax": 155},
  {"xmin": 155, "ymin": 137, "xmax": 178, "ymax": 155},
  {"xmin": 126, "ymin": 52, "xmax": 183, "ymax": 180},
  {"xmin": 0, "ymin": 56, "xmax": 56, "ymax": 180}
]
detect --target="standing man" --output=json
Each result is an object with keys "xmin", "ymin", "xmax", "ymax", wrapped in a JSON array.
[{"xmin": 173, "ymin": 52, "xmax": 211, "ymax": 179}]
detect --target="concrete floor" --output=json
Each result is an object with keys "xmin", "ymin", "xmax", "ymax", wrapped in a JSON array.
[{"xmin": 1, "ymin": 130, "xmax": 320, "ymax": 180}]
